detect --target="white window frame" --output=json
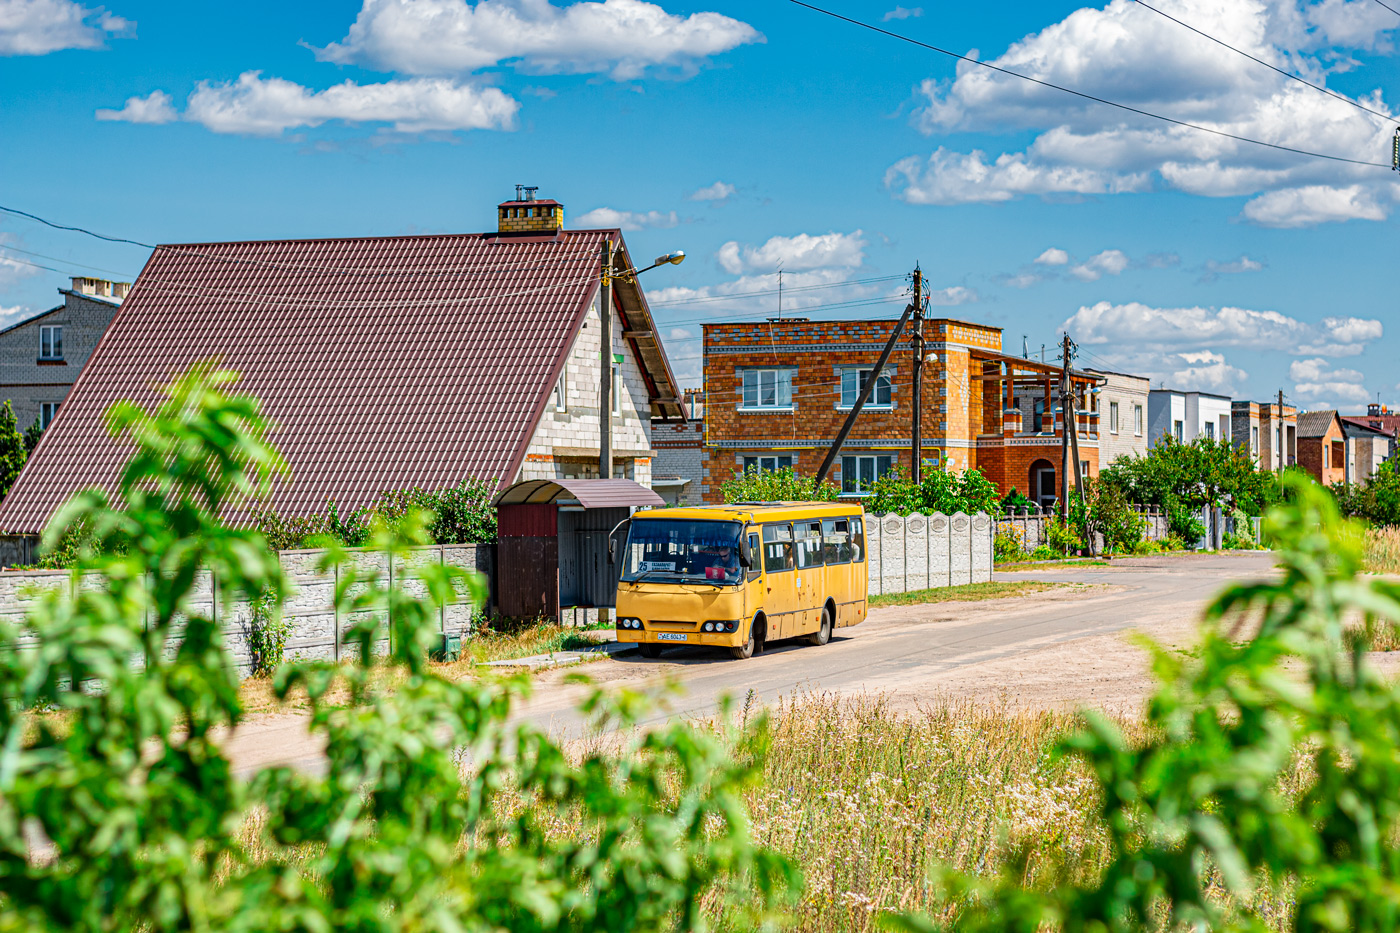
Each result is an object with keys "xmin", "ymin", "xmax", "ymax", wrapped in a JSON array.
[
  {"xmin": 840, "ymin": 454, "xmax": 894, "ymax": 496},
  {"xmin": 740, "ymin": 368, "xmax": 794, "ymax": 411},
  {"xmin": 839, "ymin": 368, "xmax": 893, "ymax": 410},
  {"xmin": 40, "ymin": 402, "xmax": 59, "ymax": 429},
  {"xmin": 39, "ymin": 325, "xmax": 62, "ymax": 361},
  {"xmin": 611, "ymin": 364, "xmax": 622, "ymax": 416},
  {"xmin": 1251, "ymin": 426, "xmax": 1259, "ymax": 453},
  {"xmin": 1173, "ymin": 420, "xmax": 1184, "ymax": 442},
  {"xmin": 742, "ymin": 455, "xmax": 792, "ymax": 473},
  {"xmin": 1204, "ymin": 421, "xmax": 1215, "ymax": 441},
  {"xmin": 1109, "ymin": 401, "xmax": 1119, "ymax": 434},
  {"xmin": 1134, "ymin": 405, "xmax": 1143, "ymax": 437},
  {"xmin": 553, "ymin": 367, "xmax": 567, "ymax": 413}
]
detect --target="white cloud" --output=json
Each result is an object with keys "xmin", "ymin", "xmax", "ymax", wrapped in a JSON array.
[
  {"xmin": 882, "ymin": 6, "xmax": 922, "ymax": 20},
  {"xmin": 1034, "ymin": 247, "xmax": 1068, "ymax": 266},
  {"xmin": 1241, "ymin": 184, "xmax": 1388, "ymax": 227},
  {"xmin": 687, "ymin": 181, "xmax": 735, "ymax": 203},
  {"xmin": 716, "ymin": 230, "xmax": 865, "ymax": 275},
  {"xmin": 928, "ymin": 285, "xmax": 978, "ymax": 306},
  {"xmin": 1069, "ymin": 248, "xmax": 1129, "ymax": 282},
  {"xmin": 1290, "ymin": 357, "xmax": 1371, "ymax": 408},
  {"xmin": 1066, "ymin": 301, "xmax": 1382, "ymax": 357},
  {"xmin": 572, "ymin": 207, "xmax": 679, "ymax": 231},
  {"xmin": 125, "ymin": 72, "xmax": 520, "ymax": 136},
  {"xmin": 0, "ymin": 0, "xmax": 131, "ymax": 55},
  {"xmin": 0, "ymin": 234, "xmax": 41, "ymax": 286},
  {"xmin": 891, "ymin": 0, "xmax": 1400, "ymax": 226},
  {"xmin": 1094, "ymin": 348, "xmax": 1249, "ymax": 395},
  {"xmin": 1199, "ymin": 254, "xmax": 1264, "ymax": 283},
  {"xmin": 1000, "ymin": 272, "xmax": 1043, "ymax": 289},
  {"xmin": 317, "ymin": 0, "xmax": 763, "ymax": 81},
  {"xmin": 0, "ymin": 305, "xmax": 31, "ymax": 329},
  {"xmin": 886, "ymin": 147, "xmax": 1148, "ymax": 205},
  {"xmin": 95, "ymin": 89, "xmax": 176, "ymax": 124}
]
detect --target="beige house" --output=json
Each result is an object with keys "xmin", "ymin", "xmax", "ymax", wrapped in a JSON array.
[{"xmin": 1087, "ymin": 369, "xmax": 1149, "ymax": 464}]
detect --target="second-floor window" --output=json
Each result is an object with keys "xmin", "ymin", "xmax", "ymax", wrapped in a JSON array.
[
  {"xmin": 553, "ymin": 368, "xmax": 567, "ymax": 412},
  {"xmin": 840, "ymin": 369, "xmax": 892, "ymax": 409},
  {"xmin": 1252, "ymin": 426, "xmax": 1259, "ymax": 452},
  {"xmin": 1204, "ymin": 421, "xmax": 1215, "ymax": 441},
  {"xmin": 39, "ymin": 325, "xmax": 62, "ymax": 361},
  {"xmin": 741, "ymin": 369, "xmax": 793, "ymax": 409},
  {"xmin": 1109, "ymin": 401, "xmax": 1119, "ymax": 434},
  {"xmin": 40, "ymin": 402, "xmax": 59, "ymax": 429},
  {"xmin": 1134, "ymin": 405, "xmax": 1143, "ymax": 436},
  {"xmin": 1173, "ymin": 420, "xmax": 1184, "ymax": 442}
]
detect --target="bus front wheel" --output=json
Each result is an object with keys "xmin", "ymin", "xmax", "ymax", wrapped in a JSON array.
[
  {"xmin": 638, "ymin": 644, "xmax": 664, "ymax": 659},
  {"xmin": 731, "ymin": 617, "xmax": 764, "ymax": 660},
  {"xmin": 807, "ymin": 605, "xmax": 833, "ymax": 647}
]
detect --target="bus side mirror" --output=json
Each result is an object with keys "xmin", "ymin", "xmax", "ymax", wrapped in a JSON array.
[
  {"xmin": 739, "ymin": 540, "xmax": 754, "ymax": 568},
  {"xmin": 608, "ymin": 519, "xmax": 630, "ymax": 565}
]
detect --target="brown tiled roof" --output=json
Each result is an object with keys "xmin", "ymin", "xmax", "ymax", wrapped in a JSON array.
[{"xmin": 0, "ymin": 229, "xmax": 680, "ymax": 534}]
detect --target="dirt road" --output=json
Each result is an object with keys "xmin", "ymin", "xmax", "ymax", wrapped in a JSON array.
[{"xmin": 222, "ymin": 551, "xmax": 1276, "ymax": 776}]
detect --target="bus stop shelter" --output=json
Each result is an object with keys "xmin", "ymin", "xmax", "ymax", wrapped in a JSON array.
[{"xmin": 493, "ymin": 478, "xmax": 664, "ymax": 621}]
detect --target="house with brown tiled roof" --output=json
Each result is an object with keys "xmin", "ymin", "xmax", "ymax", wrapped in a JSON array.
[
  {"xmin": 0, "ymin": 190, "xmax": 684, "ymax": 544},
  {"xmin": 1297, "ymin": 410, "xmax": 1347, "ymax": 486}
]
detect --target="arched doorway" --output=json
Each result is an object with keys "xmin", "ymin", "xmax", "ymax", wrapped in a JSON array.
[{"xmin": 1029, "ymin": 459, "xmax": 1057, "ymax": 510}]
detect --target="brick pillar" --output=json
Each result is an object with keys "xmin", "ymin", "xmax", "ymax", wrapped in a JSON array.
[{"xmin": 1002, "ymin": 407, "xmax": 1021, "ymax": 438}]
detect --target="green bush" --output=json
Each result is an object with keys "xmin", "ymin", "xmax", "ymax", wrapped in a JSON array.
[
  {"xmin": 1099, "ymin": 435, "xmax": 1278, "ymax": 516},
  {"xmin": 0, "ymin": 400, "xmax": 26, "ymax": 500},
  {"xmin": 1167, "ymin": 502, "xmax": 1206, "ymax": 544},
  {"xmin": 720, "ymin": 465, "xmax": 839, "ymax": 503},
  {"xmin": 0, "ymin": 364, "xmax": 799, "ymax": 932},
  {"xmin": 1000, "ymin": 486, "xmax": 1037, "ymax": 512},
  {"xmin": 1085, "ymin": 479, "xmax": 1145, "ymax": 554},
  {"xmin": 1333, "ymin": 458, "xmax": 1400, "ymax": 526},
  {"xmin": 253, "ymin": 479, "xmax": 498, "ymax": 551},
  {"xmin": 1045, "ymin": 515, "xmax": 1083, "ymax": 556},
  {"xmin": 993, "ymin": 530, "xmax": 1028, "ymax": 563},
  {"xmin": 894, "ymin": 477, "xmax": 1400, "ymax": 932},
  {"xmin": 867, "ymin": 466, "xmax": 1002, "ymax": 517}
]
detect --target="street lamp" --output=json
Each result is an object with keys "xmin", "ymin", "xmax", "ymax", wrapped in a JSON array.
[{"xmin": 599, "ymin": 242, "xmax": 685, "ymax": 480}]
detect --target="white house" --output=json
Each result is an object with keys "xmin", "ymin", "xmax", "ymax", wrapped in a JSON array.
[{"xmin": 1147, "ymin": 389, "xmax": 1233, "ymax": 447}]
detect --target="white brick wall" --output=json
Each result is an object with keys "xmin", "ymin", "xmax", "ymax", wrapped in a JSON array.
[
  {"xmin": 519, "ymin": 297, "xmax": 653, "ymax": 485},
  {"xmin": 1093, "ymin": 371, "xmax": 1150, "ymax": 463}
]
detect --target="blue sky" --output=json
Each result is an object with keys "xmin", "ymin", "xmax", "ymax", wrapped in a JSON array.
[{"xmin": 2, "ymin": 0, "xmax": 1398, "ymax": 411}]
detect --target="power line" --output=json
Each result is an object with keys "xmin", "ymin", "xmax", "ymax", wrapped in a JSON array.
[
  {"xmin": 0, "ymin": 245, "xmax": 137, "ymax": 278},
  {"xmin": 649, "ymin": 274, "xmax": 906, "ymax": 307},
  {"xmin": 1373, "ymin": 0, "xmax": 1400, "ymax": 18},
  {"xmin": 786, "ymin": 0, "xmax": 1394, "ymax": 168},
  {"xmin": 1130, "ymin": 0, "xmax": 1398, "ymax": 126}
]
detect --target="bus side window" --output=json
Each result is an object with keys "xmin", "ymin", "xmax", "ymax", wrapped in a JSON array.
[
  {"xmin": 796, "ymin": 521, "xmax": 824, "ymax": 568},
  {"xmin": 747, "ymin": 532, "xmax": 762, "ymax": 580},
  {"xmin": 822, "ymin": 518, "xmax": 850, "ymax": 564},
  {"xmin": 762, "ymin": 523, "xmax": 794, "ymax": 573},
  {"xmin": 850, "ymin": 517, "xmax": 865, "ymax": 563}
]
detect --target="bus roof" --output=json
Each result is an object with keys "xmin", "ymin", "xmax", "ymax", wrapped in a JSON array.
[{"xmin": 632, "ymin": 501, "xmax": 864, "ymax": 524}]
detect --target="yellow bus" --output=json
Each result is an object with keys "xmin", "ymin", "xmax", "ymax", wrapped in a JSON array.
[{"xmin": 613, "ymin": 502, "xmax": 869, "ymax": 660}]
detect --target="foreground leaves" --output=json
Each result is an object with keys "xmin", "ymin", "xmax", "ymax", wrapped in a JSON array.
[{"xmin": 0, "ymin": 364, "xmax": 798, "ymax": 932}]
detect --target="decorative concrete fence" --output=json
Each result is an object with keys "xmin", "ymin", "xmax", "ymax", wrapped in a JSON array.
[
  {"xmin": 0, "ymin": 543, "xmax": 493, "ymax": 677},
  {"xmin": 865, "ymin": 511, "xmax": 994, "ymax": 596},
  {"xmin": 996, "ymin": 506, "xmax": 1172, "ymax": 551}
]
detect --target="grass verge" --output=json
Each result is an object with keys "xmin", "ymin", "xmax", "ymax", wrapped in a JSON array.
[
  {"xmin": 1368, "ymin": 526, "xmax": 1400, "ymax": 575},
  {"xmin": 869, "ymin": 579, "xmax": 1086, "ymax": 607},
  {"xmin": 996, "ymin": 558, "xmax": 1113, "ymax": 571}
]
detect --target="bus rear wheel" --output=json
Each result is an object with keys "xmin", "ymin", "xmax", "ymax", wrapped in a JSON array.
[
  {"xmin": 638, "ymin": 644, "xmax": 664, "ymax": 659},
  {"xmin": 807, "ymin": 605, "xmax": 833, "ymax": 646},
  {"xmin": 730, "ymin": 617, "xmax": 763, "ymax": 660}
]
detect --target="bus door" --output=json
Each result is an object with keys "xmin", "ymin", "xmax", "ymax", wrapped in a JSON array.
[
  {"xmin": 761, "ymin": 523, "xmax": 797, "ymax": 640},
  {"xmin": 793, "ymin": 519, "xmax": 825, "ymax": 634},
  {"xmin": 821, "ymin": 517, "xmax": 853, "ymax": 625}
]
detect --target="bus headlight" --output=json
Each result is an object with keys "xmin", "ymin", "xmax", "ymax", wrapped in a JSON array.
[
  {"xmin": 707, "ymin": 620, "xmax": 740, "ymax": 633},
  {"xmin": 617, "ymin": 618, "xmax": 642, "ymax": 630},
  {"xmin": 702, "ymin": 622, "xmax": 714, "ymax": 632}
]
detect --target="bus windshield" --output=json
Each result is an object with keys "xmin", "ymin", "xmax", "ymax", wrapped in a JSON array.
[{"xmin": 621, "ymin": 519, "xmax": 744, "ymax": 585}]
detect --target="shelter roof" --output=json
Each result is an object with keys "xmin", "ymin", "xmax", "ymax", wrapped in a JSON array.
[{"xmin": 494, "ymin": 478, "xmax": 663, "ymax": 509}]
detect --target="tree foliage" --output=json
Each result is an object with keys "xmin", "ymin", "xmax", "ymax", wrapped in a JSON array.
[
  {"xmin": 720, "ymin": 465, "xmax": 840, "ymax": 503},
  {"xmin": 0, "ymin": 364, "xmax": 799, "ymax": 932},
  {"xmin": 892, "ymin": 477, "xmax": 1400, "ymax": 932},
  {"xmin": 1332, "ymin": 458, "xmax": 1400, "ymax": 527},
  {"xmin": 254, "ymin": 478, "xmax": 499, "ymax": 549},
  {"xmin": 0, "ymin": 400, "xmax": 27, "ymax": 500},
  {"xmin": 866, "ymin": 467, "xmax": 1001, "ymax": 517},
  {"xmin": 1099, "ymin": 436, "xmax": 1279, "ymax": 517}
]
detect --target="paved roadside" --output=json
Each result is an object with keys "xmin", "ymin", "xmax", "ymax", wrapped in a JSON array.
[{"xmin": 221, "ymin": 551, "xmax": 1277, "ymax": 777}]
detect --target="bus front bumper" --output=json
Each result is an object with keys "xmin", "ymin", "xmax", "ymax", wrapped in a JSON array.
[{"xmin": 615, "ymin": 621, "xmax": 744, "ymax": 648}]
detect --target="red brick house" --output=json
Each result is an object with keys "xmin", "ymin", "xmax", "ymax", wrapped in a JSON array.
[
  {"xmin": 701, "ymin": 317, "xmax": 1102, "ymax": 506},
  {"xmin": 1297, "ymin": 411, "xmax": 1347, "ymax": 486},
  {"xmin": 0, "ymin": 191, "xmax": 685, "ymax": 548}
]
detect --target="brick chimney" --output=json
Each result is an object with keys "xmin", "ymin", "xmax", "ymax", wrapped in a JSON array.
[
  {"xmin": 70, "ymin": 276, "xmax": 132, "ymax": 301},
  {"xmin": 497, "ymin": 185, "xmax": 563, "ymax": 235}
]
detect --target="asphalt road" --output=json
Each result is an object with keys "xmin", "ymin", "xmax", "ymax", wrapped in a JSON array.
[{"xmin": 224, "ymin": 551, "xmax": 1276, "ymax": 777}]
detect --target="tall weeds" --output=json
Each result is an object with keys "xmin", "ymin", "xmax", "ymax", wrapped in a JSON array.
[{"xmin": 1367, "ymin": 525, "xmax": 1400, "ymax": 574}]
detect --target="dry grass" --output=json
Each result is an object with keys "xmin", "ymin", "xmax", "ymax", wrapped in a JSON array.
[
  {"xmin": 868, "ymin": 580, "xmax": 1089, "ymax": 607},
  {"xmin": 1366, "ymin": 526, "xmax": 1400, "ymax": 575}
]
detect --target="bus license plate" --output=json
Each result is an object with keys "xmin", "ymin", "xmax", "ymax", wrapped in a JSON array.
[{"xmin": 656, "ymin": 633, "xmax": 688, "ymax": 642}]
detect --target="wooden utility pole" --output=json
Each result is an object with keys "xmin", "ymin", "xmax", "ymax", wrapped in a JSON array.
[
  {"xmin": 599, "ymin": 238, "xmax": 614, "ymax": 480},
  {"xmin": 1059, "ymin": 334, "xmax": 1072, "ymax": 518},
  {"xmin": 910, "ymin": 266, "xmax": 924, "ymax": 484}
]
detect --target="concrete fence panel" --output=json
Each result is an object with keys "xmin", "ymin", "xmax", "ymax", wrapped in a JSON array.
[
  {"xmin": 928, "ymin": 513, "xmax": 951, "ymax": 589},
  {"xmin": 904, "ymin": 513, "xmax": 929, "ymax": 592},
  {"xmin": 971, "ymin": 513, "xmax": 993, "ymax": 581},
  {"xmin": 949, "ymin": 513, "xmax": 972, "ymax": 586},
  {"xmin": 879, "ymin": 514, "xmax": 907, "ymax": 596},
  {"xmin": 865, "ymin": 520, "xmax": 883, "ymax": 597}
]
